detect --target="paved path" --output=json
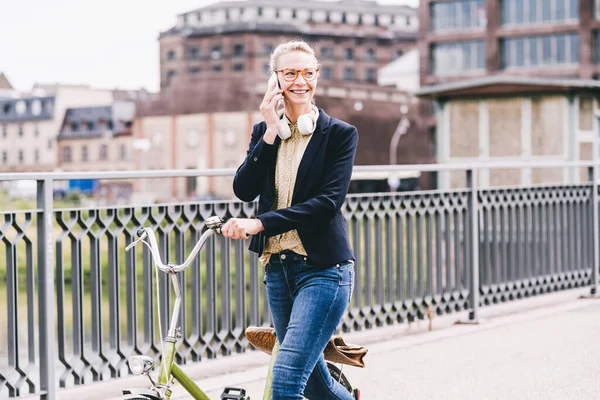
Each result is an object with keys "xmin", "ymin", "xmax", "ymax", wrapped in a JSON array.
[{"xmin": 39, "ymin": 288, "xmax": 600, "ymax": 400}]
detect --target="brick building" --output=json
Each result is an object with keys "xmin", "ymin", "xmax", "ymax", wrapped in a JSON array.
[
  {"xmin": 419, "ymin": 0, "xmax": 597, "ymax": 86},
  {"xmin": 416, "ymin": 0, "xmax": 600, "ymax": 189},
  {"xmin": 135, "ymin": 0, "xmax": 434, "ymax": 201}
]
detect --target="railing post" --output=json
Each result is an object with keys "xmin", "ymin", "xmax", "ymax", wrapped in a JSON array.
[
  {"xmin": 37, "ymin": 179, "xmax": 56, "ymax": 400},
  {"xmin": 466, "ymin": 169, "xmax": 480, "ymax": 322},
  {"xmin": 589, "ymin": 166, "xmax": 599, "ymax": 296}
]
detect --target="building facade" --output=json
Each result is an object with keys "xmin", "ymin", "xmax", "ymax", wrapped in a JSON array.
[
  {"xmin": 134, "ymin": 0, "xmax": 435, "ymax": 200},
  {"xmin": 419, "ymin": 0, "xmax": 600, "ymax": 86},
  {"xmin": 0, "ymin": 86, "xmax": 115, "ymax": 173},
  {"xmin": 160, "ymin": 0, "xmax": 418, "ymax": 90},
  {"xmin": 417, "ymin": 76, "xmax": 600, "ymax": 189}
]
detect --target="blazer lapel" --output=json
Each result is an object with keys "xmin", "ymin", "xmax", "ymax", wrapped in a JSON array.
[
  {"xmin": 267, "ymin": 135, "xmax": 281, "ymax": 199},
  {"xmin": 292, "ymin": 110, "xmax": 330, "ymax": 203}
]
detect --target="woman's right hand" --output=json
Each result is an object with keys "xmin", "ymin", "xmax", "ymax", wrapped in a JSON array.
[{"xmin": 260, "ymin": 73, "xmax": 284, "ymax": 144}]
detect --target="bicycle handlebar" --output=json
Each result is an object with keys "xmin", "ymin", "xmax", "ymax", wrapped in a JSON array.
[{"xmin": 125, "ymin": 216, "xmax": 225, "ymax": 273}]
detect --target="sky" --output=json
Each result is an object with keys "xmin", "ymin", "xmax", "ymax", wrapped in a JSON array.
[{"xmin": 0, "ymin": 0, "xmax": 418, "ymax": 93}]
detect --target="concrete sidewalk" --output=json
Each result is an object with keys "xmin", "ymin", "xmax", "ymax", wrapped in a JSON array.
[{"xmin": 43, "ymin": 288, "xmax": 600, "ymax": 400}]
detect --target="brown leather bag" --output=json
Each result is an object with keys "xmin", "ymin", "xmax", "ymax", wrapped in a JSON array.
[{"xmin": 245, "ymin": 327, "xmax": 368, "ymax": 368}]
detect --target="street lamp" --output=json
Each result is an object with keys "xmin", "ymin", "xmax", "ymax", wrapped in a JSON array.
[{"xmin": 389, "ymin": 104, "xmax": 410, "ymax": 165}]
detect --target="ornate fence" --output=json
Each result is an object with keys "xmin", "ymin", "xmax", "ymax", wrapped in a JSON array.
[{"xmin": 0, "ymin": 163, "xmax": 598, "ymax": 399}]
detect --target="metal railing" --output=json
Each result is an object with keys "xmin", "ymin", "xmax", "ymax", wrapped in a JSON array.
[{"xmin": 0, "ymin": 161, "xmax": 598, "ymax": 399}]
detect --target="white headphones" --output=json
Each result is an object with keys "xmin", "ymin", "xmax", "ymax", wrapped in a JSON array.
[{"xmin": 277, "ymin": 105, "xmax": 319, "ymax": 140}]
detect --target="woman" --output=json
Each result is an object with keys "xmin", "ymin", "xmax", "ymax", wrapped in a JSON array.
[{"xmin": 221, "ymin": 40, "xmax": 359, "ymax": 400}]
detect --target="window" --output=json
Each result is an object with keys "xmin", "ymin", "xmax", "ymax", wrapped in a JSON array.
[
  {"xmin": 431, "ymin": 40, "xmax": 485, "ymax": 75},
  {"xmin": 100, "ymin": 144, "xmax": 108, "ymax": 161},
  {"xmin": 2, "ymin": 151, "xmax": 6, "ymax": 164},
  {"xmin": 34, "ymin": 124, "xmax": 39, "ymax": 137},
  {"xmin": 232, "ymin": 63, "xmax": 245, "ymax": 71},
  {"xmin": 264, "ymin": 63, "xmax": 271, "ymax": 75},
  {"xmin": 62, "ymin": 146, "xmax": 72, "ymax": 163},
  {"xmin": 211, "ymin": 45, "xmax": 222, "ymax": 60},
  {"xmin": 120, "ymin": 145, "xmax": 127, "ymax": 161},
  {"xmin": 344, "ymin": 48, "xmax": 354, "ymax": 60},
  {"xmin": 394, "ymin": 49, "xmax": 405, "ymax": 59},
  {"xmin": 343, "ymin": 68, "xmax": 355, "ymax": 81},
  {"xmin": 34, "ymin": 149, "xmax": 39, "ymax": 163},
  {"xmin": 189, "ymin": 67, "xmax": 201, "ymax": 76},
  {"xmin": 263, "ymin": 44, "xmax": 274, "ymax": 55},
  {"xmin": 2, "ymin": 124, "xmax": 6, "ymax": 137},
  {"xmin": 166, "ymin": 70, "xmax": 176, "ymax": 82},
  {"xmin": 232, "ymin": 44, "xmax": 245, "ymax": 57},
  {"xmin": 87, "ymin": 121, "xmax": 95, "ymax": 131},
  {"xmin": 212, "ymin": 65, "xmax": 223, "ymax": 72},
  {"xmin": 430, "ymin": 0, "xmax": 486, "ymax": 31},
  {"xmin": 72, "ymin": 122, "xmax": 79, "ymax": 132},
  {"xmin": 18, "ymin": 124, "xmax": 23, "ymax": 137},
  {"xmin": 321, "ymin": 67, "xmax": 333, "ymax": 80},
  {"xmin": 18, "ymin": 150, "xmax": 23, "ymax": 163},
  {"xmin": 321, "ymin": 47, "xmax": 334, "ymax": 59},
  {"xmin": 501, "ymin": 33, "xmax": 579, "ymax": 68},
  {"xmin": 167, "ymin": 50, "xmax": 176, "ymax": 60},
  {"xmin": 81, "ymin": 145, "xmax": 88, "ymax": 162},
  {"xmin": 502, "ymin": 0, "xmax": 579, "ymax": 25},
  {"xmin": 189, "ymin": 47, "xmax": 200, "ymax": 60},
  {"xmin": 47, "ymin": 139, "xmax": 52, "ymax": 150},
  {"xmin": 365, "ymin": 48, "xmax": 376, "ymax": 61},
  {"xmin": 365, "ymin": 68, "xmax": 377, "ymax": 83}
]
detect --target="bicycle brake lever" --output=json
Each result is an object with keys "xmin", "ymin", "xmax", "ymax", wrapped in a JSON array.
[
  {"xmin": 126, "ymin": 229, "xmax": 148, "ymax": 251},
  {"xmin": 205, "ymin": 216, "xmax": 225, "ymax": 233}
]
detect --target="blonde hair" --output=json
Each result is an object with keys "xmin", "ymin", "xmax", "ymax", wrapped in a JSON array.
[{"xmin": 268, "ymin": 40, "xmax": 319, "ymax": 73}]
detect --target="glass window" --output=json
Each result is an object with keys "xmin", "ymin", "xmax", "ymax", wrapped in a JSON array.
[
  {"xmin": 502, "ymin": 33, "xmax": 579, "ymax": 68},
  {"xmin": 431, "ymin": 0, "xmax": 486, "ymax": 31},
  {"xmin": 431, "ymin": 40, "xmax": 485, "ymax": 75},
  {"xmin": 2, "ymin": 124, "xmax": 6, "ymax": 137},
  {"xmin": 232, "ymin": 44, "xmax": 244, "ymax": 57},
  {"xmin": 120, "ymin": 145, "xmax": 127, "ymax": 161},
  {"xmin": 263, "ymin": 44, "xmax": 274, "ymax": 55},
  {"xmin": 82, "ymin": 145, "xmax": 88, "ymax": 162},
  {"xmin": 35, "ymin": 149, "xmax": 39, "ymax": 163},
  {"xmin": 321, "ymin": 67, "xmax": 332, "ymax": 80},
  {"xmin": 62, "ymin": 146, "xmax": 71, "ymax": 163},
  {"xmin": 365, "ymin": 68, "xmax": 377, "ymax": 83},
  {"xmin": 343, "ymin": 68, "xmax": 354, "ymax": 81},
  {"xmin": 167, "ymin": 50, "xmax": 176, "ymax": 61},
  {"xmin": 365, "ymin": 48, "xmax": 376, "ymax": 61},
  {"xmin": 344, "ymin": 48, "xmax": 354, "ymax": 60},
  {"xmin": 232, "ymin": 63, "xmax": 245, "ymax": 71},
  {"xmin": 541, "ymin": 0, "xmax": 551, "ymax": 21},
  {"xmin": 502, "ymin": 0, "xmax": 578, "ymax": 24},
  {"xmin": 18, "ymin": 150, "xmax": 23, "ymax": 163},
  {"xmin": 100, "ymin": 144, "xmax": 108, "ymax": 161},
  {"xmin": 321, "ymin": 47, "xmax": 334, "ymax": 59},
  {"xmin": 189, "ymin": 47, "xmax": 200, "ymax": 60},
  {"xmin": 2, "ymin": 151, "xmax": 6, "ymax": 163}
]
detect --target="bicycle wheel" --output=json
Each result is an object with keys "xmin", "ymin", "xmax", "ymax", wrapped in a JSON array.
[{"xmin": 327, "ymin": 362, "xmax": 353, "ymax": 392}]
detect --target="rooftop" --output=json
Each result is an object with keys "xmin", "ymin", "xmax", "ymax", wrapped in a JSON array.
[
  {"xmin": 0, "ymin": 96, "xmax": 55, "ymax": 123},
  {"xmin": 415, "ymin": 76, "xmax": 600, "ymax": 99},
  {"xmin": 58, "ymin": 103, "xmax": 135, "ymax": 140}
]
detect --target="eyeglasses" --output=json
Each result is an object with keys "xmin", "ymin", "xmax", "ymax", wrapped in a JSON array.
[{"xmin": 274, "ymin": 68, "xmax": 319, "ymax": 82}]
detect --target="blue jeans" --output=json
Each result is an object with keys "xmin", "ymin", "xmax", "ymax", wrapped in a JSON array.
[{"xmin": 264, "ymin": 250, "xmax": 355, "ymax": 400}]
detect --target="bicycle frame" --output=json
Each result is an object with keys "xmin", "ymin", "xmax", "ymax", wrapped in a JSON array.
[{"xmin": 124, "ymin": 218, "xmax": 280, "ymax": 400}]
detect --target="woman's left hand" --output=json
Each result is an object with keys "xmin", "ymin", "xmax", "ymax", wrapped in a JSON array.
[{"xmin": 221, "ymin": 218, "xmax": 264, "ymax": 239}]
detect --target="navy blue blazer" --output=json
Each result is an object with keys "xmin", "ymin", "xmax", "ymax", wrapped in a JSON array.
[{"xmin": 233, "ymin": 109, "xmax": 358, "ymax": 267}]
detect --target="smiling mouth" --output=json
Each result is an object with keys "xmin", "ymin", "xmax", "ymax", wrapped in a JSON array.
[{"xmin": 290, "ymin": 90, "xmax": 309, "ymax": 95}]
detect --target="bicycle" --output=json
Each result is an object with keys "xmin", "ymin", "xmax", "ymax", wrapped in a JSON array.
[{"xmin": 121, "ymin": 216, "xmax": 366, "ymax": 400}]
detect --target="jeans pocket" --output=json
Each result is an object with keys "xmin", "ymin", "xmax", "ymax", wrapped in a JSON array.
[{"xmin": 337, "ymin": 261, "xmax": 354, "ymax": 286}]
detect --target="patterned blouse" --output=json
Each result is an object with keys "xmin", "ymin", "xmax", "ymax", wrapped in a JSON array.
[{"xmin": 259, "ymin": 122, "xmax": 312, "ymax": 266}]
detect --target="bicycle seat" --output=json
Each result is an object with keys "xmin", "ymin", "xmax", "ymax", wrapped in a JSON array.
[{"xmin": 245, "ymin": 327, "xmax": 368, "ymax": 368}]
